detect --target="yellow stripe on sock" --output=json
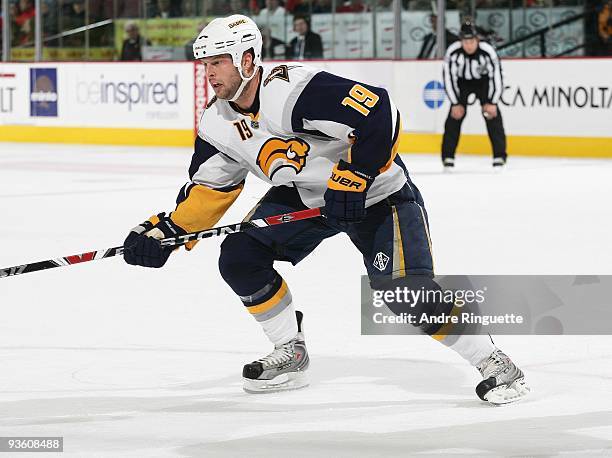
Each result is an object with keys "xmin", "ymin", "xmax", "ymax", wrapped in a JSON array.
[
  {"xmin": 247, "ymin": 280, "xmax": 289, "ymax": 315},
  {"xmin": 431, "ymin": 305, "xmax": 462, "ymax": 342}
]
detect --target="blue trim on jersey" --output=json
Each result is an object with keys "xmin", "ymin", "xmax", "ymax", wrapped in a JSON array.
[
  {"xmin": 176, "ymin": 182, "xmax": 197, "ymax": 206},
  {"xmin": 291, "ymin": 71, "xmax": 394, "ymax": 176},
  {"xmin": 177, "ymin": 136, "xmax": 243, "ymax": 206},
  {"xmin": 189, "ymin": 136, "xmax": 221, "ymax": 181}
]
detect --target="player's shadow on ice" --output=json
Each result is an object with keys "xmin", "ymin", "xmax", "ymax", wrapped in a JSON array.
[
  {"xmin": 0, "ymin": 354, "xmax": 480, "ymax": 427},
  {"xmin": 161, "ymin": 354, "xmax": 481, "ymax": 412}
]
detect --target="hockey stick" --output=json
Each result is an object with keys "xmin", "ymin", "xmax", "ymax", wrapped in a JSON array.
[{"xmin": 0, "ymin": 207, "xmax": 322, "ymax": 279}]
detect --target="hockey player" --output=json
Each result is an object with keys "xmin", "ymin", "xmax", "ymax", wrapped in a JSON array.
[
  {"xmin": 123, "ymin": 15, "xmax": 529, "ymax": 404},
  {"xmin": 442, "ymin": 22, "xmax": 507, "ymax": 170}
]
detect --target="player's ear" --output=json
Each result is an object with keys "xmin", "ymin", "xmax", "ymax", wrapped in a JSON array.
[{"xmin": 242, "ymin": 50, "xmax": 254, "ymax": 75}]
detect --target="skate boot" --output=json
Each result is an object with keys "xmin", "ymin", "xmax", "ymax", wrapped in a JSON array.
[
  {"xmin": 492, "ymin": 157, "xmax": 506, "ymax": 171},
  {"xmin": 443, "ymin": 157, "xmax": 455, "ymax": 172},
  {"xmin": 242, "ymin": 311, "xmax": 309, "ymax": 394},
  {"xmin": 476, "ymin": 349, "xmax": 530, "ymax": 405}
]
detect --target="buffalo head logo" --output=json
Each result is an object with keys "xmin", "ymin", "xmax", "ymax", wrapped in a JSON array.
[{"xmin": 256, "ymin": 137, "xmax": 310, "ymax": 179}]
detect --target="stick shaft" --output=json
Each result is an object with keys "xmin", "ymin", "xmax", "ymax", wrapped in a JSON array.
[{"xmin": 0, "ymin": 207, "xmax": 322, "ymax": 279}]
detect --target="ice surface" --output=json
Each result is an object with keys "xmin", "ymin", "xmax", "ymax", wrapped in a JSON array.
[{"xmin": 1, "ymin": 143, "xmax": 611, "ymax": 457}]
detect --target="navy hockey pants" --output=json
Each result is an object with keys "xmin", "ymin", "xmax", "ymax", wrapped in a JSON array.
[{"xmin": 218, "ymin": 177, "xmax": 435, "ymax": 299}]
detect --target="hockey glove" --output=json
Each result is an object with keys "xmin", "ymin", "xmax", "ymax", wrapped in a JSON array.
[
  {"xmin": 323, "ymin": 160, "xmax": 375, "ymax": 224},
  {"xmin": 123, "ymin": 212, "xmax": 186, "ymax": 268}
]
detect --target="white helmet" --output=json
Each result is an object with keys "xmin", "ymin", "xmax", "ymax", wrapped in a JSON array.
[{"xmin": 193, "ymin": 15, "xmax": 263, "ymax": 102}]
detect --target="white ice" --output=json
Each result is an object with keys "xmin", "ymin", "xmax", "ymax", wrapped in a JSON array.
[{"xmin": 0, "ymin": 143, "xmax": 611, "ymax": 457}]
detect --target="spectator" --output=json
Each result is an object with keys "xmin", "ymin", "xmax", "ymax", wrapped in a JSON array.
[
  {"xmin": 599, "ymin": 0, "xmax": 612, "ymax": 55},
  {"xmin": 312, "ymin": 0, "xmax": 332, "ymax": 13},
  {"xmin": 286, "ymin": 15, "xmax": 323, "ymax": 60},
  {"xmin": 62, "ymin": 0, "xmax": 86, "ymax": 46},
  {"xmin": 256, "ymin": 0, "xmax": 287, "ymax": 42},
  {"xmin": 285, "ymin": 0, "xmax": 310, "ymax": 13},
  {"xmin": 83, "ymin": 0, "xmax": 114, "ymax": 46},
  {"xmin": 258, "ymin": 0, "xmax": 286, "ymax": 16},
  {"xmin": 15, "ymin": 0, "xmax": 35, "ymax": 26},
  {"xmin": 120, "ymin": 21, "xmax": 150, "ymax": 61},
  {"xmin": 210, "ymin": 0, "xmax": 232, "ymax": 15},
  {"xmin": 117, "ymin": 1, "xmax": 141, "ymax": 18},
  {"xmin": 230, "ymin": 0, "xmax": 251, "ymax": 15},
  {"xmin": 14, "ymin": 0, "xmax": 35, "ymax": 46},
  {"xmin": 153, "ymin": 0, "xmax": 179, "ymax": 18},
  {"xmin": 418, "ymin": 13, "xmax": 459, "ymax": 59},
  {"xmin": 41, "ymin": 0, "xmax": 60, "ymax": 46},
  {"xmin": 181, "ymin": 0, "xmax": 197, "ymax": 16},
  {"xmin": 87, "ymin": 0, "xmax": 114, "ymax": 22},
  {"xmin": 376, "ymin": 0, "xmax": 394, "ymax": 11},
  {"xmin": 261, "ymin": 26, "xmax": 286, "ymax": 60},
  {"xmin": 8, "ymin": 3, "xmax": 21, "ymax": 46},
  {"xmin": 65, "ymin": 0, "xmax": 86, "ymax": 24},
  {"xmin": 336, "ymin": 0, "xmax": 368, "ymax": 13}
]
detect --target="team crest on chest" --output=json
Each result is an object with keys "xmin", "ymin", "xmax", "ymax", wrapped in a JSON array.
[{"xmin": 256, "ymin": 137, "xmax": 310, "ymax": 179}]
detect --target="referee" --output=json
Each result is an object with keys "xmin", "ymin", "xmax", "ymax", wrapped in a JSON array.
[{"xmin": 442, "ymin": 22, "xmax": 507, "ymax": 169}]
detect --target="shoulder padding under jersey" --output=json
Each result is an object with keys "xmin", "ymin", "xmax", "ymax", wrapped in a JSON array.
[
  {"xmin": 290, "ymin": 71, "xmax": 400, "ymax": 176},
  {"xmin": 258, "ymin": 63, "xmax": 320, "ymax": 132}
]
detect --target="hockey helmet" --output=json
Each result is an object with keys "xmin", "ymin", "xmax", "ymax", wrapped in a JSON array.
[
  {"xmin": 193, "ymin": 15, "xmax": 262, "ymax": 70},
  {"xmin": 193, "ymin": 15, "xmax": 263, "ymax": 101}
]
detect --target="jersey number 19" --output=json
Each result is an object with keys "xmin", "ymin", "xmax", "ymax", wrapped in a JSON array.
[{"xmin": 341, "ymin": 84, "xmax": 379, "ymax": 116}]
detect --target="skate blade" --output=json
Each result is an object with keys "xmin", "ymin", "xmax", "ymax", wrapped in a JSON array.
[
  {"xmin": 243, "ymin": 371, "xmax": 309, "ymax": 394},
  {"xmin": 484, "ymin": 378, "xmax": 530, "ymax": 405}
]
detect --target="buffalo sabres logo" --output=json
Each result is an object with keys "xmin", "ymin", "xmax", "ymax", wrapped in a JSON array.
[{"xmin": 256, "ymin": 137, "xmax": 310, "ymax": 180}]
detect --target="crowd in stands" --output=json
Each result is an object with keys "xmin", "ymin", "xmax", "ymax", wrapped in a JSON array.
[
  {"xmin": 4, "ymin": 0, "xmax": 115, "ymax": 48},
  {"xmin": 6, "ymin": 0, "xmax": 36, "ymax": 47},
  {"xmin": 599, "ymin": 0, "xmax": 612, "ymax": 54},
  {"xmin": 2, "ymin": 0, "xmax": 610, "ymax": 58},
  {"xmin": 119, "ymin": 12, "xmax": 323, "ymax": 61}
]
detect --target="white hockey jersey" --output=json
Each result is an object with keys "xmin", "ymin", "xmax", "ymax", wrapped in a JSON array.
[
  {"xmin": 191, "ymin": 63, "xmax": 407, "ymax": 209},
  {"xmin": 168, "ymin": 63, "xmax": 409, "ymax": 236}
]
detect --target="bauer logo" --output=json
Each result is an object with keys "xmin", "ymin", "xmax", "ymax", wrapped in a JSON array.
[
  {"xmin": 423, "ymin": 80, "xmax": 445, "ymax": 109},
  {"xmin": 30, "ymin": 68, "xmax": 58, "ymax": 117}
]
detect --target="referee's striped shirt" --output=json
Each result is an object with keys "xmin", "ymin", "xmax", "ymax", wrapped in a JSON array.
[{"xmin": 443, "ymin": 40, "xmax": 503, "ymax": 105}]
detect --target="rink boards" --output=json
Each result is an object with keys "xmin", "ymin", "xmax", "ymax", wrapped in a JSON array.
[{"xmin": 0, "ymin": 59, "xmax": 610, "ymax": 157}]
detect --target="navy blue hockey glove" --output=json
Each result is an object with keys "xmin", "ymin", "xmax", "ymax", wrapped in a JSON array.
[
  {"xmin": 123, "ymin": 213, "xmax": 186, "ymax": 268},
  {"xmin": 323, "ymin": 160, "xmax": 375, "ymax": 224}
]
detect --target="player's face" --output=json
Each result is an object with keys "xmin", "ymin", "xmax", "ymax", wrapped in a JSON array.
[
  {"xmin": 462, "ymin": 38, "xmax": 478, "ymax": 55},
  {"xmin": 201, "ymin": 55, "xmax": 242, "ymax": 100}
]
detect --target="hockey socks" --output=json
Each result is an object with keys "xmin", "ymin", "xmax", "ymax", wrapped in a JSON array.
[{"xmin": 241, "ymin": 275, "xmax": 298, "ymax": 346}]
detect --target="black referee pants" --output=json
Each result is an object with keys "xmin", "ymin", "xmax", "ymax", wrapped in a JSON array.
[{"xmin": 441, "ymin": 80, "xmax": 507, "ymax": 162}]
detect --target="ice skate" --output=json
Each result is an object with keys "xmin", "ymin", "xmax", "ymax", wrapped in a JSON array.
[
  {"xmin": 476, "ymin": 349, "xmax": 530, "ymax": 405},
  {"xmin": 243, "ymin": 311, "xmax": 309, "ymax": 393},
  {"xmin": 492, "ymin": 157, "xmax": 506, "ymax": 171},
  {"xmin": 443, "ymin": 157, "xmax": 455, "ymax": 172}
]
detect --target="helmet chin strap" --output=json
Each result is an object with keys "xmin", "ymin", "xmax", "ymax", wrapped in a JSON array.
[{"xmin": 228, "ymin": 64, "xmax": 259, "ymax": 103}]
